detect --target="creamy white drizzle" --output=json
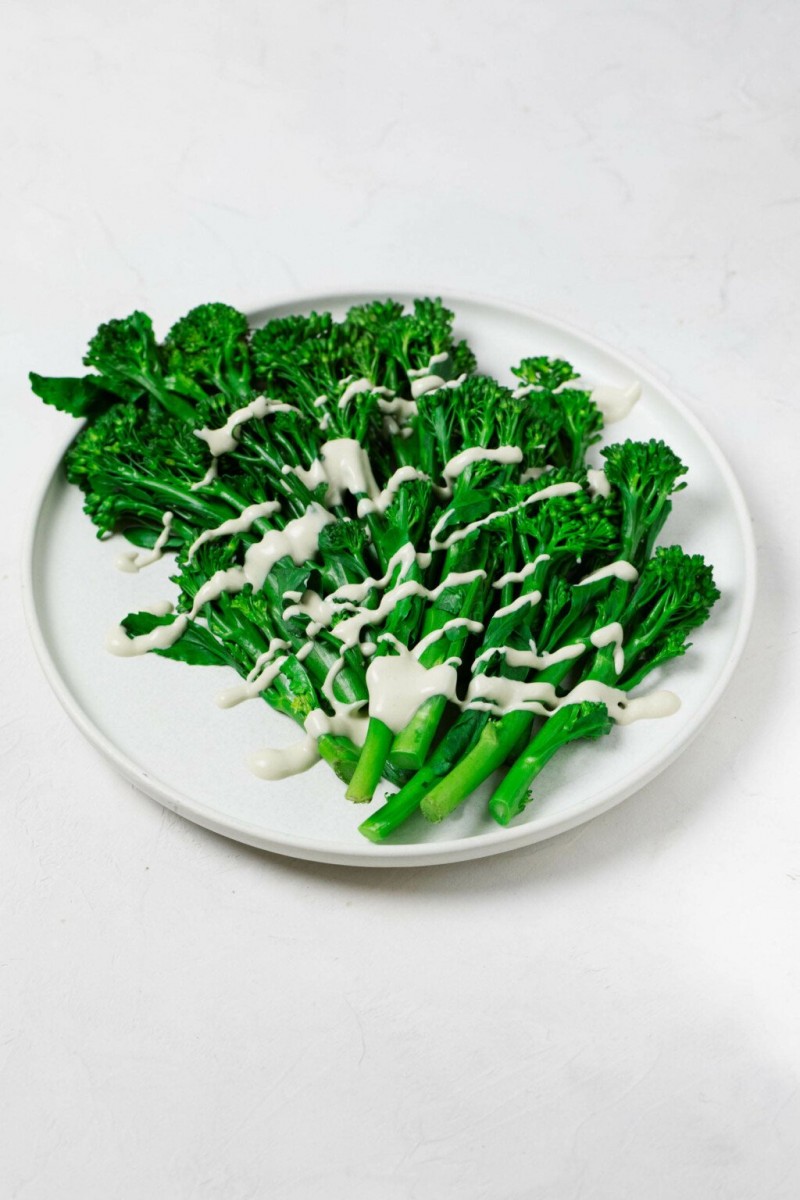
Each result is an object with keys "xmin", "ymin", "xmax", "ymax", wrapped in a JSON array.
[
  {"xmin": 216, "ymin": 638, "xmax": 291, "ymax": 708},
  {"xmin": 249, "ymin": 736, "xmax": 321, "ymax": 780},
  {"xmin": 304, "ymin": 654, "xmax": 369, "ymax": 746},
  {"xmin": 189, "ymin": 504, "xmax": 334, "ymax": 614},
  {"xmin": 411, "ymin": 374, "xmax": 447, "ymax": 399},
  {"xmin": 590, "ymin": 621, "xmax": 625, "ymax": 675},
  {"xmin": 305, "ymin": 704, "xmax": 369, "ymax": 746},
  {"xmin": 337, "ymin": 378, "xmax": 393, "ymax": 409},
  {"xmin": 110, "ymin": 504, "xmax": 334, "ymax": 660},
  {"xmin": 356, "ymin": 466, "xmax": 430, "ymax": 518},
  {"xmin": 520, "ymin": 465, "xmax": 547, "ymax": 483},
  {"xmin": 376, "ymin": 395, "xmax": 418, "ymax": 421},
  {"xmin": 587, "ymin": 467, "xmax": 611, "ymax": 498},
  {"xmin": 106, "ymin": 612, "xmax": 189, "ymax": 657},
  {"xmin": 282, "ymin": 590, "xmax": 336, "ymax": 638},
  {"xmin": 190, "ymin": 460, "xmax": 218, "ymax": 491},
  {"xmin": 289, "ymin": 438, "xmax": 380, "ymax": 507},
  {"xmin": 313, "ymin": 542, "xmax": 429, "ymax": 611},
  {"xmin": 491, "ymin": 590, "xmax": 542, "ymax": 622},
  {"xmin": 366, "ymin": 645, "xmax": 460, "ymax": 732},
  {"xmin": 116, "ymin": 511, "xmax": 174, "ymax": 573},
  {"xmin": 421, "ymin": 372, "xmax": 468, "ymax": 398},
  {"xmin": 429, "ymin": 481, "xmax": 582, "ymax": 551},
  {"xmin": 408, "ymin": 352, "xmax": 449, "ymax": 379},
  {"xmin": 187, "ymin": 500, "xmax": 282, "ymax": 561},
  {"xmin": 195, "ymin": 396, "xmax": 298, "ymax": 457},
  {"xmin": 494, "ymin": 554, "xmax": 551, "ymax": 589},
  {"xmin": 576, "ymin": 560, "xmax": 638, "ymax": 587},
  {"xmin": 495, "ymin": 640, "xmax": 586, "ymax": 671},
  {"xmin": 615, "ymin": 689, "xmax": 681, "ymax": 725},
  {"xmin": 442, "ymin": 446, "xmax": 523, "ymax": 486},
  {"xmin": 465, "ymin": 673, "xmax": 679, "ymax": 725},
  {"xmin": 330, "ymin": 569, "xmax": 486, "ymax": 651},
  {"xmin": 465, "ymin": 675, "xmax": 558, "ymax": 716},
  {"xmin": 590, "ymin": 381, "xmax": 641, "ymax": 424},
  {"xmin": 412, "ymin": 617, "xmax": 484, "ymax": 659}
]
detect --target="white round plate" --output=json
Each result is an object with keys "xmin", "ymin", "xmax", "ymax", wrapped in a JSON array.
[{"xmin": 23, "ymin": 292, "xmax": 755, "ymax": 867}]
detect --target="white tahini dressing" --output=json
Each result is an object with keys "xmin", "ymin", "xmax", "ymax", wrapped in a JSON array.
[
  {"xmin": 491, "ymin": 590, "xmax": 542, "ymax": 622},
  {"xmin": 576, "ymin": 560, "xmax": 638, "ymax": 587},
  {"xmin": 106, "ymin": 612, "xmax": 189, "ymax": 657},
  {"xmin": 366, "ymin": 645, "xmax": 460, "ymax": 733},
  {"xmin": 442, "ymin": 446, "xmax": 523, "ymax": 487},
  {"xmin": 337, "ymin": 377, "xmax": 393, "ymax": 409},
  {"xmin": 494, "ymin": 554, "xmax": 551, "ymax": 589},
  {"xmin": 408, "ymin": 352, "xmax": 449, "ymax": 380},
  {"xmin": 195, "ymin": 396, "xmax": 298, "ymax": 457},
  {"xmin": 116, "ymin": 511, "xmax": 174, "ymax": 573},
  {"xmin": 191, "ymin": 460, "xmax": 218, "ymax": 490},
  {"xmin": 189, "ymin": 504, "xmax": 334, "ymax": 613},
  {"xmin": 290, "ymin": 438, "xmax": 380, "ymax": 507},
  {"xmin": 590, "ymin": 381, "xmax": 641, "ymax": 424},
  {"xmin": 187, "ymin": 500, "xmax": 281, "ymax": 561},
  {"xmin": 216, "ymin": 638, "xmax": 291, "ymax": 708},
  {"xmin": 495, "ymin": 640, "xmax": 586, "ymax": 671},
  {"xmin": 412, "ymin": 617, "xmax": 484, "ymax": 658},
  {"xmin": 356, "ymin": 467, "xmax": 430, "ymax": 518},
  {"xmin": 249, "ymin": 736, "xmax": 321, "ymax": 780},
  {"xmin": 429, "ymin": 481, "xmax": 582, "ymax": 550},
  {"xmin": 329, "ymin": 569, "xmax": 486, "ymax": 651},
  {"xmin": 587, "ymin": 468, "xmax": 611, "ymax": 498},
  {"xmin": 464, "ymin": 674, "xmax": 679, "ymax": 724}
]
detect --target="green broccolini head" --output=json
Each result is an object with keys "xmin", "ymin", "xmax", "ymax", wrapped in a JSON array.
[
  {"xmin": 548, "ymin": 388, "xmax": 604, "ymax": 471},
  {"xmin": 67, "ymin": 401, "xmax": 210, "ymax": 489},
  {"xmin": 611, "ymin": 546, "xmax": 719, "ymax": 688},
  {"xmin": 83, "ymin": 311, "xmax": 165, "ymax": 400},
  {"xmin": 381, "ymin": 478, "xmax": 435, "ymax": 548},
  {"xmin": 511, "ymin": 357, "xmax": 579, "ymax": 392},
  {"xmin": 316, "ymin": 519, "xmax": 373, "ymax": 594},
  {"xmin": 163, "ymin": 303, "xmax": 251, "ymax": 399},
  {"xmin": 251, "ymin": 317, "xmax": 379, "ymax": 435},
  {"xmin": 318, "ymin": 519, "xmax": 369, "ymax": 560},
  {"xmin": 251, "ymin": 311, "xmax": 334, "ymax": 362},
  {"xmin": 601, "ymin": 439, "xmax": 688, "ymax": 564},
  {"xmin": 375, "ymin": 297, "xmax": 458, "ymax": 377},
  {"xmin": 415, "ymin": 375, "xmax": 528, "ymax": 472},
  {"xmin": 65, "ymin": 398, "xmax": 235, "ymax": 538},
  {"xmin": 625, "ymin": 545, "xmax": 720, "ymax": 639},
  {"xmin": 448, "ymin": 340, "xmax": 478, "ymax": 378},
  {"xmin": 517, "ymin": 491, "xmax": 620, "ymax": 564},
  {"xmin": 343, "ymin": 300, "xmax": 405, "ymax": 343}
]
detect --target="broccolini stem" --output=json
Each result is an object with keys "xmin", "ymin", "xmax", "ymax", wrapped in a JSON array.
[
  {"xmin": 318, "ymin": 735, "xmax": 361, "ymax": 784},
  {"xmin": 389, "ymin": 541, "xmax": 491, "ymax": 771},
  {"xmin": 419, "ymin": 711, "xmax": 534, "ymax": 823},
  {"xmin": 358, "ymin": 754, "xmax": 452, "ymax": 842},
  {"xmin": 345, "ymin": 718, "xmax": 395, "ymax": 803},
  {"xmin": 389, "ymin": 694, "xmax": 448, "ymax": 772},
  {"xmin": 487, "ymin": 728, "xmax": 567, "ymax": 826},
  {"xmin": 358, "ymin": 708, "xmax": 490, "ymax": 841}
]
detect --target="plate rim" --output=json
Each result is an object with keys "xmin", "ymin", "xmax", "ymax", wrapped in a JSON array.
[{"xmin": 21, "ymin": 289, "xmax": 758, "ymax": 867}]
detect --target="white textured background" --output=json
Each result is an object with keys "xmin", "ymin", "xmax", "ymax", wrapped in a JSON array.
[{"xmin": 2, "ymin": 2, "xmax": 799, "ymax": 1197}]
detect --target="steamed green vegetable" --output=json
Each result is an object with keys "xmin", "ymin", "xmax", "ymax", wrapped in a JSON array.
[{"xmin": 31, "ymin": 298, "xmax": 719, "ymax": 841}]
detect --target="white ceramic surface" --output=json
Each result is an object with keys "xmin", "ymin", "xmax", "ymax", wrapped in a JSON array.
[{"xmin": 23, "ymin": 292, "xmax": 756, "ymax": 867}]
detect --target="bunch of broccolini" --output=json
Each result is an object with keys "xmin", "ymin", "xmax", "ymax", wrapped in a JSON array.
[{"xmin": 31, "ymin": 298, "xmax": 719, "ymax": 841}]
